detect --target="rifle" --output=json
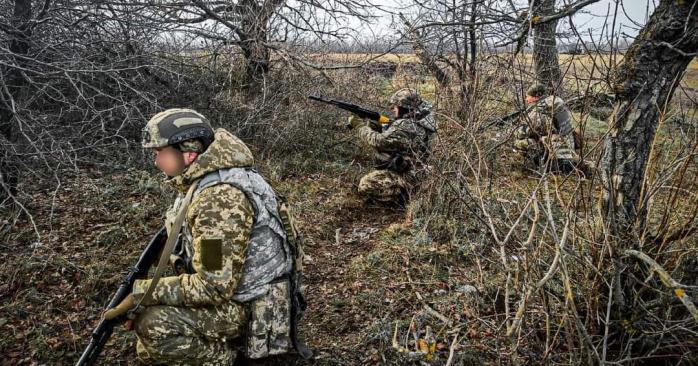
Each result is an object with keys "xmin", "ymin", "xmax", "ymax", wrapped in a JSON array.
[
  {"xmin": 76, "ymin": 227, "xmax": 168, "ymax": 366},
  {"xmin": 480, "ymin": 106, "xmax": 533, "ymax": 132},
  {"xmin": 308, "ymin": 95, "xmax": 392, "ymax": 131}
]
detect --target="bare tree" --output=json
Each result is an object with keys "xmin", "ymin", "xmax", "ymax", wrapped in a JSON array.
[
  {"xmin": 400, "ymin": 13, "xmax": 450, "ymax": 87},
  {"xmin": 514, "ymin": 0, "xmax": 600, "ymax": 90},
  {"xmin": 601, "ymin": 0, "xmax": 698, "ymax": 237},
  {"xmin": 0, "ymin": 0, "xmax": 35, "ymax": 199},
  {"xmin": 531, "ymin": 0, "xmax": 562, "ymax": 89},
  {"xmin": 115, "ymin": 0, "xmax": 379, "ymax": 94},
  {"xmin": 0, "ymin": 0, "xmax": 187, "ymax": 208},
  {"xmin": 398, "ymin": 0, "xmax": 501, "ymax": 117}
]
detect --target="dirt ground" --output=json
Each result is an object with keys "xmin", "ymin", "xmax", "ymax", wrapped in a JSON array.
[
  {"xmin": 0, "ymin": 147, "xmax": 493, "ymax": 365},
  {"xmin": 2, "ymin": 53, "xmax": 697, "ymax": 365}
]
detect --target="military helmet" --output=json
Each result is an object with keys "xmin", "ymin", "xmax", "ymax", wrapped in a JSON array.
[
  {"xmin": 526, "ymin": 83, "xmax": 548, "ymax": 98},
  {"xmin": 390, "ymin": 88, "xmax": 422, "ymax": 109},
  {"xmin": 142, "ymin": 108, "xmax": 214, "ymax": 149}
]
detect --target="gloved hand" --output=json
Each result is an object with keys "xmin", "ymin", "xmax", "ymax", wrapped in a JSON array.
[
  {"xmin": 348, "ymin": 115, "xmax": 366, "ymax": 129},
  {"xmin": 102, "ymin": 293, "xmax": 135, "ymax": 320}
]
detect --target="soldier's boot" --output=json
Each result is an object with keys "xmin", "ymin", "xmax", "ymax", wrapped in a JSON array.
[
  {"xmin": 233, "ymin": 354, "xmax": 298, "ymax": 366},
  {"xmin": 396, "ymin": 187, "xmax": 409, "ymax": 209},
  {"xmin": 553, "ymin": 159, "xmax": 576, "ymax": 174}
]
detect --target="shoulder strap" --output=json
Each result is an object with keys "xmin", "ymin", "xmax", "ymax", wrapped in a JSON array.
[{"xmin": 132, "ymin": 180, "xmax": 199, "ymax": 312}]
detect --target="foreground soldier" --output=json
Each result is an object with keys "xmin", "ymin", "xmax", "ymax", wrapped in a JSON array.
[
  {"xmin": 102, "ymin": 109, "xmax": 308, "ymax": 365},
  {"xmin": 347, "ymin": 88, "xmax": 437, "ymax": 205},
  {"xmin": 513, "ymin": 84, "xmax": 581, "ymax": 173}
]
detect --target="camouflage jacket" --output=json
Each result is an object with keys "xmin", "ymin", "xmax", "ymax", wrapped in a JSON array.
[
  {"xmin": 517, "ymin": 96, "xmax": 578, "ymax": 161},
  {"xmin": 356, "ymin": 101, "xmax": 437, "ymax": 172},
  {"xmin": 133, "ymin": 129, "xmax": 256, "ymax": 307},
  {"xmin": 524, "ymin": 96, "xmax": 574, "ymax": 139}
]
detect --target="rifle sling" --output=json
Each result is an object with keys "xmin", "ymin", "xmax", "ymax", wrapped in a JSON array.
[{"xmin": 132, "ymin": 180, "xmax": 199, "ymax": 312}]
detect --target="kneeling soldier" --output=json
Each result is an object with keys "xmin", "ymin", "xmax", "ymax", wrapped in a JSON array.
[
  {"xmin": 347, "ymin": 88, "xmax": 437, "ymax": 205},
  {"xmin": 104, "ymin": 109, "xmax": 309, "ymax": 365},
  {"xmin": 513, "ymin": 84, "xmax": 582, "ymax": 174}
]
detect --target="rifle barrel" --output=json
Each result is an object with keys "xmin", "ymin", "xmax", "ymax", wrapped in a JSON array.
[
  {"xmin": 75, "ymin": 227, "xmax": 167, "ymax": 366},
  {"xmin": 307, "ymin": 95, "xmax": 390, "ymax": 124}
]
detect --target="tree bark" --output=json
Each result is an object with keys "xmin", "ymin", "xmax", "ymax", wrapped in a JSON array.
[
  {"xmin": 531, "ymin": 0, "xmax": 562, "ymax": 90},
  {"xmin": 468, "ymin": 0, "xmax": 477, "ymax": 77},
  {"xmin": 238, "ymin": 3, "xmax": 269, "ymax": 87},
  {"xmin": 235, "ymin": 0, "xmax": 281, "ymax": 91},
  {"xmin": 601, "ymin": 0, "xmax": 698, "ymax": 237}
]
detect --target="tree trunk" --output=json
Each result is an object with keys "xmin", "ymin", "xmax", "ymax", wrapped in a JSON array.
[
  {"xmin": 0, "ymin": 0, "xmax": 32, "ymax": 199},
  {"xmin": 468, "ymin": 0, "xmax": 477, "ymax": 77},
  {"xmin": 236, "ymin": 0, "xmax": 275, "ymax": 92},
  {"xmin": 531, "ymin": 0, "xmax": 562, "ymax": 90},
  {"xmin": 239, "ymin": 36, "xmax": 270, "ymax": 87},
  {"xmin": 601, "ymin": 0, "xmax": 698, "ymax": 237},
  {"xmin": 401, "ymin": 14, "xmax": 450, "ymax": 88}
]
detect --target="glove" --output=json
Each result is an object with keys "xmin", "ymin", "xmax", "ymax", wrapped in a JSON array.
[
  {"xmin": 102, "ymin": 293, "xmax": 135, "ymax": 320},
  {"xmin": 348, "ymin": 115, "xmax": 366, "ymax": 129}
]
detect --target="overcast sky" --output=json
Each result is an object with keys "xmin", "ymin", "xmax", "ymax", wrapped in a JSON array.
[
  {"xmin": 354, "ymin": 0, "xmax": 656, "ymax": 42},
  {"xmin": 564, "ymin": 0, "xmax": 655, "ymax": 39}
]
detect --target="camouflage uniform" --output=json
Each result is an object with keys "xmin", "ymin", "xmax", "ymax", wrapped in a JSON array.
[
  {"xmin": 514, "ymin": 93, "xmax": 579, "ymax": 171},
  {"xmin": 133, "ymin": 128, "xmax": 257, "ymax": 365},
  {"xmin": 355, "ymin": 89, "xmax": 437, "ymax": 203}
]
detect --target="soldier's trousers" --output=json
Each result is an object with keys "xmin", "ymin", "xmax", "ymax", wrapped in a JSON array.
[
  {"xmin": 513, "ymin": 135, "xmax": 579, "ymax": 173},
  {"xmin": 134, "ymin": 301, "xmax": 247, "ymax": 366},
  {"xmin": 358, "ymin": 169, "xmax": 407, "ymax": 203}
]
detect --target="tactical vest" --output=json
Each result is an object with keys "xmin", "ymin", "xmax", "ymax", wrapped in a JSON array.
[
  {"xmin": 176, "ymin": 167, "xmax": 293, "ymax": 303},
  {"xmin": 543, "ymin": 96, "xmax": 574, "ymax": 137},
  {"xmin": 375, "ymin": 114, "xmax": 436, "ymax": 174},
  {"xmin": 167, "ymin": 167, "xmax": 311, "ymax": 359}
]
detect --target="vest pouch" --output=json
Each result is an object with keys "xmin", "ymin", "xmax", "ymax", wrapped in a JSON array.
[
  {"xmin": 278, "ymin": 199, "xmax": 305, "ymax": 273},
  {"xmin": 245, "ymin": 280, "xmax": 292, "ymax": 359}
]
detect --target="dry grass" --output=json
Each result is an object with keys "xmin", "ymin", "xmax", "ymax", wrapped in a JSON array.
[{"xmin": 1, "ymin": 51, "xmax": 697, "ymax": 365}]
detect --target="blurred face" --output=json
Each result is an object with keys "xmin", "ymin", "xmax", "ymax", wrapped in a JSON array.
[
  {"xmin": 152, "ymin": 146, "xmax": 199, "ymax": 177},
  {"xmin": 526, "ymin": 95, "xmax": 539, "ymax": 105},
  {"xmin": 153, "ymin": 146, "xmax": 185, "ymax": 177},
  {"xmin": 392, "ymin": 105, "xmax": 400, "ymax": 118}
]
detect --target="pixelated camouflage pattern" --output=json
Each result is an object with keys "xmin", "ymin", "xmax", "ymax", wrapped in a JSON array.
[
  {"xmin": 354, "ymin": 100, "xmax": 435, "ymax": 202},
  {"xmin": 178, "ymin": 139, "xmax": 205, "ymax": 153},
  {"xmin": 133, "ymin": 128, "xmax": 257, "ymax": 364},
  {"xmin": 356, "ymin": 103, "xmax": 435, "ymax": 161},
  {"xmin": 277, "ymin": 201, "xmax": 304, "ymax": 272},
  {"xmin": 134, "ymin": 301, "xmax": 246, "ymax": 365},
  {"xmin": 515, "ymin": 96, "xmax": 578, "ymax": 165},
  {"xmin": 541, "ymin": 135, "xmax": 578, "ymax": 161},
  {"xmin": 194, "ymin": 167, "xmax": 292, "ymax": 303},
  {"xmin": 142, "ymin": 108, "xmax": 211, "ymax": 149},
  {"xmin": 358, "ymin": 169, "xmax": 407, "ymax": 202},
  {"xmin": 526, "ymin": 96, "xmax": 574, "ymax": 138},
  {"xmin": 168, "ymin": 129, "xmax": 255, "ymax": 193},
  {"xmin": 133, "ymin": 185, "xmax": 254, "ymax": 307},
  {"xmin": 246, "ymin": 281, "xmax": 292, "ymax": 358},
  {"xmin": 389, "ymin": 88, "xmax": 422, "ymax": 109}
]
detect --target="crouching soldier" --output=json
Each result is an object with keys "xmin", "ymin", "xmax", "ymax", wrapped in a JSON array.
[
  {"xmin": 346, "ymin": 88, "xmax": 437, "ymax": 206},
  {"xmin": 513, "ymin": 84, "xmax": 586, "ymax": 175},
  {"xmin": 103, "ymin": 109, "xmax": 310, "ymax": 365}
]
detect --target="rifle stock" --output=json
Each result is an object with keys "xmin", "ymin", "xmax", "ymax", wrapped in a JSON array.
[{"xmin": 76, "ymin": 227, "xmax": 168, "ymax": 366}]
